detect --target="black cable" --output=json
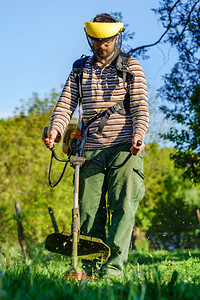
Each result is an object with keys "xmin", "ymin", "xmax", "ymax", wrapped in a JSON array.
[
  {"xmin": 85, "ymin": 140, "xmax": 142, "ymax": 169},
  {"xmin": 87, "ymin": 153, "xmax": 132, "ymax": 169},
  {"xmin": 48, "ymin": 151, "xmax": 69, "ymax": 188}
]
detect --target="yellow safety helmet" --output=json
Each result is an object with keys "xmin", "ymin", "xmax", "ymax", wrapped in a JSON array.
[{"xmin": 84, "ymin": 22, "xmax": 124, "ymax": 40}]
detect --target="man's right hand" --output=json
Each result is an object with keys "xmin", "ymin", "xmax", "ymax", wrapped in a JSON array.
[{"xmin": 42, "ymin": 129, "xmax": 60, "ymax": 149}]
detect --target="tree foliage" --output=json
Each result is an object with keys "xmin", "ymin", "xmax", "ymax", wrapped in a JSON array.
[
  {"xmin": 155, "ymin": 0, "xmax": 200, "ymax": 182},
  {"xmin": 125, "ymin": 1, "xmax": 200, "ymax": 182}
]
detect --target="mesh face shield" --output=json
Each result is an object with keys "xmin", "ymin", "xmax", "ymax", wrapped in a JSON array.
[
  {"xmin": 84, "ymin": 22, "xmax": 124, "ymax": 53},
  {"xmin": 85, "ymin": 32, "xmax": 123, "ymax": 53}
]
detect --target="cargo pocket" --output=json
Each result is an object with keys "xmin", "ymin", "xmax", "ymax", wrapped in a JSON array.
[{"xmin": 133, "ymin": 168, "xmax": 146, "ymax": 180}]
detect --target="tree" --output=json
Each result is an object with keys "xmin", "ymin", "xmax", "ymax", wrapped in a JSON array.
[{"xmin": 150, "ymin": 0, "xmax": 200, "ymax": 182}]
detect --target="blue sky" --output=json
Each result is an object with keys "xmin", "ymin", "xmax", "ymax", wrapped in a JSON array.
[{"xmin": 0, "ymin": 0, "xmax": 177, "ymax": 118}]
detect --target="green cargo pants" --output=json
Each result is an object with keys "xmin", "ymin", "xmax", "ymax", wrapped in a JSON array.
[{"xmin": 79, "ymin": 143, "xmax": 145, "ymax": 277}]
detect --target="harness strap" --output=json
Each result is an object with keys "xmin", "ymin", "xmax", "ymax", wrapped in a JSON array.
[
  {"xmin": 115, "ymin": 51, "xmax": 135, "ymax": 89},
  {"xmin": 80, "ymin": 101, "xmax": 126, "ymax": 134},
  {"xmin": 73, "ymin": 55, "xmax": 89, "ymax": 101},
  {"xmin": 97, "ymin": 102, "xmax": 126, "ymax": 134}
]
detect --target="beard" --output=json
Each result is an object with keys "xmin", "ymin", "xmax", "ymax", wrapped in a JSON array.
[{"xmin": 95, "ymin": 47, "xmax": 114, "ymax": 58}]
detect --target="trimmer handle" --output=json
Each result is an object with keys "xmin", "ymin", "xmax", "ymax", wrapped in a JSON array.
[
  {"xmin": 137, "ymin": 140, "xmax": 142, "ymax": 146},
  {"xmin": 43, "ymin": 127, "xmax": 50, "ymax": 139},
  {"xmin": 43, "ymin": 127, "xmax": 55, "ymax": 151}
]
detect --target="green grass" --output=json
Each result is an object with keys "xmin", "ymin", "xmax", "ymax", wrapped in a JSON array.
[{"xmin": 0, "ymin": 245, "xmax": 200, "ymax": 299}]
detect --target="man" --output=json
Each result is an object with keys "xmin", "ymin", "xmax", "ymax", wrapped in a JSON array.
[{"xmin": 43, "ymin": 13, "xmax": 149, "ymax": 278}]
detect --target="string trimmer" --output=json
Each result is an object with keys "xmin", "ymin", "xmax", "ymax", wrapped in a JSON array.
[{"xmin": 43, "ymin": 122, "xmax": 110, "ymax": 278}]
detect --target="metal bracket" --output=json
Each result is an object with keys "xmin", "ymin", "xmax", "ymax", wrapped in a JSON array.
[{"xmin": 70, "ymin": 156, "xmax": 86, "ymax": 168}]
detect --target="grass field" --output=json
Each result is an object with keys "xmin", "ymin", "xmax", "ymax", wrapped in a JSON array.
[{"xmin": 0, "ymin": 245, "xmax": 200, "ymax": 299}]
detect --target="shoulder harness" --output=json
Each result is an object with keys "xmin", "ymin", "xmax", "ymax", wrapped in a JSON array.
[{"xmin": 72, "ymin": 51, "xmax": 135, "ymax": 134}]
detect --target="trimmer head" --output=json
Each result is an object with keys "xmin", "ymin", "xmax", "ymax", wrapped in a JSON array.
[{"xmin": 45, "ymin": 232, "xmax": 110, "ymax": 261}]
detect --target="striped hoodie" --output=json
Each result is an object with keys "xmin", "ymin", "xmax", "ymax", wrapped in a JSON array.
[{"xmin": 50, "ymin": 54, "xmax": 149, "ymax": 150}]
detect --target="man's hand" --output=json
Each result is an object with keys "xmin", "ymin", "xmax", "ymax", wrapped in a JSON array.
[
  {"xmin": 130, "ymin": 135, "xmax": 145, "ymax": 156},
  {"xmin": 42, "ymin": 129, "xmax": 60, "ymax": 149}
]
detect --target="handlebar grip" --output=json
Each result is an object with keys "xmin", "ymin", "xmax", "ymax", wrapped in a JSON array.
[
  {"xmin": 43, "ymin": 127, "xmax": 50, "ymax": 139},
  {"xmin": 137, "ymin": 140, "xmax": 142, "ymax": 146}
]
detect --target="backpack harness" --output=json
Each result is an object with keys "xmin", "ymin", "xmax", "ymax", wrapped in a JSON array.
[{"xmin": 72, "ymin": 51, "xmax": 135, "ymax": 135}]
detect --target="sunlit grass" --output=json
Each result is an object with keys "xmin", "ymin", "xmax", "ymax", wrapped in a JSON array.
[{"xmin": 1, "ymin": 245, "xmax": 200, "ymax": 299}]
